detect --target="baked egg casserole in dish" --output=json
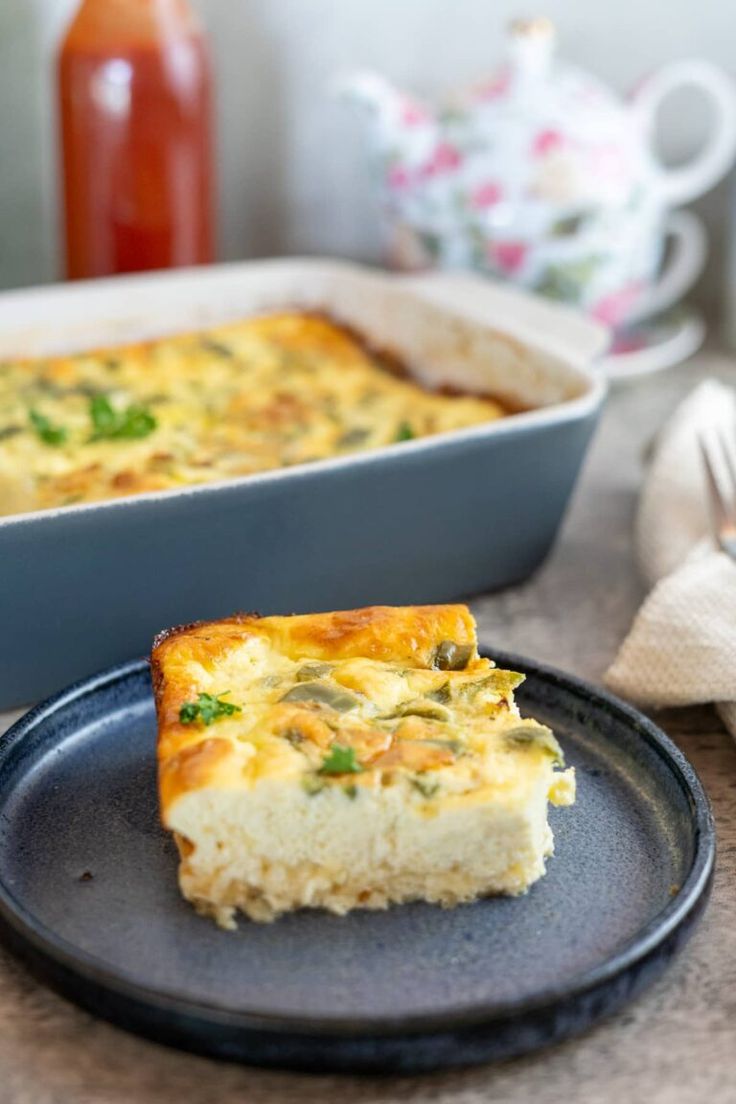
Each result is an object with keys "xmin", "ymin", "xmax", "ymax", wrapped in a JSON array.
[
  {"xmin": 0, "ymin": 311, "xmax": 507, "ymax": 517},
  {"xmin": 0, "ymin": 259, "xmax": 607, "ymax": 708},
  {"xmin": 152, "ymin": 603, "xmax": 575, "ymax": 927}
]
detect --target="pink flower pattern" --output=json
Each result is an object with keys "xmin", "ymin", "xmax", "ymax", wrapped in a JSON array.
[
  {"xmin": 532, "ymin": 129, "xmax": 565, "ymax": 157},
  {"xmin": 387, "ymin": 164, "xmax": 412, "ymax": 190},
  {"xmin": 590, "ymin": 282, "xmax": 644, "ymax": 326},
  {"xmin": 611, "ymin": 332, "xmax": 647, "ymax": 355},
  {"xmin": 473, "ymin": 69, "xmax": 511, "ymax": 102},
  {"xmin": 421, "ymin": 142, "xmax": 463, "ymax": 178},
  {"xmin": 400, "ymin": 99, "xmax": 430, "ymax": 127},
  {"xmin": 470, "ymin": 182, "xmax": 503, "ymax": 208},
  {"xmin": 490, "ymin": 241, "xmax": 528, "ymax": 274}
]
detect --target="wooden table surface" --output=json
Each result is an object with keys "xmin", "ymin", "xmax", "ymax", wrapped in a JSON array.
[{"xmin": 1, "ymin": 352, "xmax": 735, "ymax": 1104}]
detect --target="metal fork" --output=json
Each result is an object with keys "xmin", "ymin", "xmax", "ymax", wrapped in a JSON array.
[{"xmin": 699, "ymin": 426, "xmax": 736, "ymax": 561}]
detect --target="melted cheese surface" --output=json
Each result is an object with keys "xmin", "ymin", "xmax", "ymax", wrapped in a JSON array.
[
  {"xmin": 153, "ymin": 606, "xmax": 572, "ymax": 816},
  {"xmin": 0, "ymin": 313, "xmax": 505, "ymax": 517},
  {"xmin": 177, "ymin": 654, "xmax": 560, "ymax": 800}
]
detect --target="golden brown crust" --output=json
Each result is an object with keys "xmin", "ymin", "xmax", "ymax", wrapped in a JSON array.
[
  {"xmin": 262, "ymin": 604, "xmax": 477, "ymax": 664},
  {"xmin": 151, "ymin": 605, "xmax": 476, "ymax": 708},
  {"xmin": 159, "ymin": 737, "xmax": 234, "ymax": 813},
  {"xmin": 152, "ymin": 604, "xmax": 478, "ymax": 819},
  {"xmin": 151, "ymin": 613, "xmax": 262, "ymax": 731}
]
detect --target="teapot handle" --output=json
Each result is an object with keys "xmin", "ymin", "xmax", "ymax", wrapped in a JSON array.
[{"xmin": 632, "ymin": 60, "xmax": 736, "ymax": 206}]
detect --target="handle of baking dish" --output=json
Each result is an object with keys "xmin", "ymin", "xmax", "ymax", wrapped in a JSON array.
[{"xmin": 398, "ymin": 271, "xmax": 610, "ymax": 369}]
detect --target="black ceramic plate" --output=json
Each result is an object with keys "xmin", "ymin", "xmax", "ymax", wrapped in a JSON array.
[{"xmin": 0, "ymin": 652, "xmax": 714, "ymax": 1075}]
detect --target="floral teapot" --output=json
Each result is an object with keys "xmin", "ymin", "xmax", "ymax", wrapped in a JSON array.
[{"xmin": 341, "ymin": 18, "xmax": 736, "ymax": 325}]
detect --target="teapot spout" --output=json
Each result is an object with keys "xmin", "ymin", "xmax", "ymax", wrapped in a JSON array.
[{"xmin": 335, "ymin": 69, "xmax": 437, "ymax": 136}]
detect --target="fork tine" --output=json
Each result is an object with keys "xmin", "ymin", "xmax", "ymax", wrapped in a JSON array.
[
  {"xmin": 718, "ymin": 421, "xmax": 736, "ymax": 509},
  {"xmin": 699, "ymin": 433, "xmax": 731, "ymax": 536}
]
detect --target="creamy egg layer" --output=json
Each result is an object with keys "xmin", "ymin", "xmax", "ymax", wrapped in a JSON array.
[
  {"xmin": 152, "ymin": 604, "xmax": 575, "ymax": 927},
  {"xmin": 0, "ymin": 313, "xmax": 505, "ymax": 517}
]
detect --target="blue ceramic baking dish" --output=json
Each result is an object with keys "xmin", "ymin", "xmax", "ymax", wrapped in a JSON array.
[{"xmin": 0, "ymin": 260, "xmax": 607, "ymax": 707}]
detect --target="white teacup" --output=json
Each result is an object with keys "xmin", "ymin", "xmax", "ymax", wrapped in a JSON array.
[
  {"xmin": 389, "ymin": 205, "xmax": 706, "ymax": 328},
  {"xmin": 502, "ymin": 204, "xmax": 707, "ymax": 328}
]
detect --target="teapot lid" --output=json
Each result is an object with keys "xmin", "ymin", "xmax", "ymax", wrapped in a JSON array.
[{"xmin": 505, "ymin": 17, "xmax": 557, "ymax": 80}]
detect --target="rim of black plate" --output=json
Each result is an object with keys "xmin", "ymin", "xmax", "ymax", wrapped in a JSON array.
[{"xmin": 0, "ymin": 649, "xmax": 715, "ymax": 1040}]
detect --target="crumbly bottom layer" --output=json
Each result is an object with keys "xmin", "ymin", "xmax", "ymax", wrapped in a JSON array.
[
  {"xmin": 176, "ymin": 834, "xmax": 553, "ymax": 928},
  {"xmin": 169, "ymin": 773, "xmax": 564, "ymax": 927}
]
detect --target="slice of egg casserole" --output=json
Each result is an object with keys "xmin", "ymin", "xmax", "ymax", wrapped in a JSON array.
[
  {"xmin": 0, "ymin": 312, "xmax": 505, "ymax": 517},
  {"xmin": 152, "ymin": 604, "xmax": 575, "ymax": 927}
]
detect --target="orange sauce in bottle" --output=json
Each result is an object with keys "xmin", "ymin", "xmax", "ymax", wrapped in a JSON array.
[{"xmin": 58, "ymin": 0, "xmax": 214, "ymax": 278}]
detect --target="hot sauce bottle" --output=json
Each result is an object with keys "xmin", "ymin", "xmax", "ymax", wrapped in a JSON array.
[{"xmin": 58, "ymin": 0, "xmax": 215, "ymax": 279}]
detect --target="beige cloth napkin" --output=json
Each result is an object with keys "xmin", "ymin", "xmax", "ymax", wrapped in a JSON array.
[{"xmin": 605, "ymin": 379, "xmax": 736, "ymax": 737}]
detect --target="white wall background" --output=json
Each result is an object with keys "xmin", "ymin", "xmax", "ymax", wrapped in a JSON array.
[{"xmin": 2, "ymin": 0, "xmax": 736, "ymax": 318}]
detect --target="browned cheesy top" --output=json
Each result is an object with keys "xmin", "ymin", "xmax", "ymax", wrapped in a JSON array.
[
  {"xmin": 151, "ymin": 606, "xmax": 565, "ymax": 818},
  {"xmin": 0, "ymin": 313, "xmax": 506, "ymax": 516}
]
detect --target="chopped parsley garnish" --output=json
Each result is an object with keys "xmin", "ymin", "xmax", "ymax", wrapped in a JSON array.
[
  {"xmin": 395, "ymin": 420, "xmax": 415, "ymax": 442},
  {"xmin": 179, "ymin": 691, "xmax": 242, "ymax": 726},
  {"xmin": 318, "ymin": 744, "xmax": 363, "ymax": 775},
  {"xmin": 88, "ymin": 394, "xmax": 157, "ymax": 441},
  {"xmin": 29, "ymin": 409, "xmax": 67, "ymax": 446}
]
